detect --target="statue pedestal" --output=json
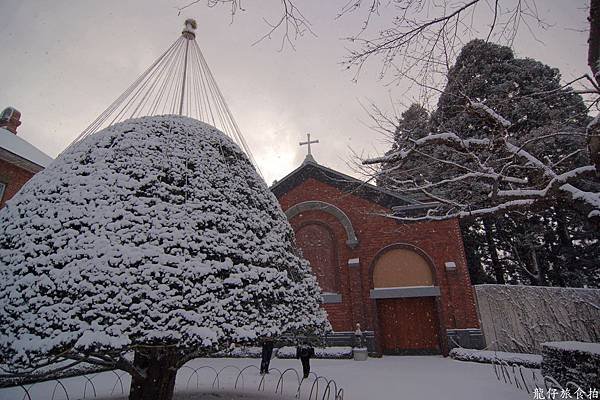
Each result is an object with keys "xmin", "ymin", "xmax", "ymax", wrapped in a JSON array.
[{"xmin": 353, "ymin": 347, "xmax": 368, "ymax": 361}]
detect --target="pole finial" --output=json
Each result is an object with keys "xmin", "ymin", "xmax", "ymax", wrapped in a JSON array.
[{"xmin": 182, "ymin": 18, "xmax": 197, "ymax": 40}]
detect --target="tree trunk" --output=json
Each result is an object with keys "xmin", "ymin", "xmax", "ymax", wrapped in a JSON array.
[
  {"xmin": 588, "ymin": 0, "xmax": 600, "ymax": 85},
  {"xmin": 129, "ymin": 349, "xmax": 179, "ymax": 400},
  {"xmin": 589, "ymin": 0, "xmax": 600, "ymax": 174},
  {"xmin": 460, "ymin": 220, "xmax": 488, "ymax": 284},
  {"xmin": 526, "ymin": 246, "xmax": 546, "ymax": 286},
  {"xmin": 553, "ymin": 210, "xmax": 573, "ymax": 286},
  {"xmin": 542, "ymin": 217, "xmax": 566, "ymax": 287},
  {"xmin": 466, "ymin": 247, "xmax": 487, "ymax": 284},
  {"xmin": 482, "ymin": 218, "xmax": 505, "ymax": 284}
]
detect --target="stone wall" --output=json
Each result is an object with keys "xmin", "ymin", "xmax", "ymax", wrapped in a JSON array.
[{"xmin": 474, "ymin": 285, "xmax": 600, "ymax": 354}]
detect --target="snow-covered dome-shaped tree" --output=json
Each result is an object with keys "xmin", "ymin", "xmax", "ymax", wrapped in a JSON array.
[{"xmin": 0, "ymin": 115, "xmax": 329, "ymax": 400}]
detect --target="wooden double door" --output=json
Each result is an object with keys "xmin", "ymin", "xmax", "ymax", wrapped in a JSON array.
[{"xmin": 377, "ymin": 297, "xmax": 441, "ymax": 355}]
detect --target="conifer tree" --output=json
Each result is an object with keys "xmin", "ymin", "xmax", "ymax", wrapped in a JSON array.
[
  {"xmin": 0, "ymin": 115, "xmax": 330, "ymax": 400},
  {"xmin": 375, "ymin": 40, "xmax": 599, "ymax": 287}
]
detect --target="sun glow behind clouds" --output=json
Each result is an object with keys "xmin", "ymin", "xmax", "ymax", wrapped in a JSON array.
[{"xmin": 239, "ymin": 110, "xmax": 304, "ymax": 185}]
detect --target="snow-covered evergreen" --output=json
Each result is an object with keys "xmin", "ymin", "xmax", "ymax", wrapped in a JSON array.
[
  {"xmin": 0, "ymin": 115, "xmax": 329, "ymax": 374},
  {"xmin": 366, "ymin": 40, "xmax": 600, "ymax": 287}
]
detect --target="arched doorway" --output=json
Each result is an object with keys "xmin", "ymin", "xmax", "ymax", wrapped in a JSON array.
[
  {"xmin": 371, "ymin": 246, "xmax": 441, "ymax": 355},
  {"xmin": 295, "ymin": 223, "xmax": 339, "ymax": 293}
]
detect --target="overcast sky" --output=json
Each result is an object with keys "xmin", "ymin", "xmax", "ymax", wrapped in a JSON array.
[{"xmin": 0, "ymin": 1, "xmax": 592, "ymax": 184}]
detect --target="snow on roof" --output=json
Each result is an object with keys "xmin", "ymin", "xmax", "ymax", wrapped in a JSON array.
[{"xmin": 0, "ymin": 127, "xmax": 53, "ymax": 168}]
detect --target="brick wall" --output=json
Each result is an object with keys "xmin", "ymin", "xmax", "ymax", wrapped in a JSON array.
[
  {"xmin": 0, "ymin": 158, "xmax": 36, "ymax": 208},
  {"xmin": 277, "ymin": 177, "xmax": 480, "ymax": 344}
]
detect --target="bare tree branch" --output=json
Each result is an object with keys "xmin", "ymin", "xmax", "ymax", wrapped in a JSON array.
[
  {"xmin": 178, "ymin": 0, "xmax": 314, "ymax": 50},
  {"xmin": 341, "ymin": 0, "xmax": 546, "ymax": 89}
]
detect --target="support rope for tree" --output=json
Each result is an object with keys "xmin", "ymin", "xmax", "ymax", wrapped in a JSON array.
[{"xmin": 67, "ymin": 19, "xmax": 262, "ymax": 176}]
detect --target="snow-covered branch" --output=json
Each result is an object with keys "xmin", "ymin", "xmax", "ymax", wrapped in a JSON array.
[
  {"xmin": 363, "ymin": 109, "xmax": 600, "ymax": 221},
  {"xmin": 469, "ymin": 101, "xmax": 512, "ymax": 128},
  {"xmin": 364, "ymin": 132, "xmax": 489, "ymax": 165}
]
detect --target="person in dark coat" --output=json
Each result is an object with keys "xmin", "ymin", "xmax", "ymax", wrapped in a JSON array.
[
  {"xmin": 296, "ymin": 344, "xmax": 315, "ymax": 379},
  {"xmin": 260, "ymin": 338, "xmax": 275, "ymax": 374}
]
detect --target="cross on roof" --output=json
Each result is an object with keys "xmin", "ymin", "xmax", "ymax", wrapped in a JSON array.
[{"xmin": 299, "ymin": 133, "xmax": 319, "ymax": 156}]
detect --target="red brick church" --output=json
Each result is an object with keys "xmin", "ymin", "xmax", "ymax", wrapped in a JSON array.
[{"xmin": 272, "ymin": 143, "xmax": 484, "ymax": 355}]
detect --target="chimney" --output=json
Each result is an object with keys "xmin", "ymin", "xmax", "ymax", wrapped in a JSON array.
[{"xmin": 0, "ymin": 107, "xmax": 22, "ymax": 134}]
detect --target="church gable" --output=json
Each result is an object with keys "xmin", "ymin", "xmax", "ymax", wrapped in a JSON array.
[
  {"xmin": 271, "ymin": 159, "xmax": 420, "ymax": 210},
  {"xmin": 275, "ymin": 174, "xmax": 400, "ymax": 253}
]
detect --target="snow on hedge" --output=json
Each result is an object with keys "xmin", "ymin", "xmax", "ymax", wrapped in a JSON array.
[
  {"xmin": 213, "ymin": 346, "xmax": 264, "ymax": 358},
  {"xmin": 276, "ymin": 346, "xmax": 353, "ymax": 359},
  {"xmin": 449, "ymin": 348, "xmax": 542, "ymax": 368},
  {"xmin": 541, "ymin": 341, "xmax": 600, "ymax": 389},
  {"xmin": 0, "ymin": 115, "xmax": 329, "ymax": 370},
  {"xmin": 542, "ymin": 341, "xmax": 600, "ymax": 355}
]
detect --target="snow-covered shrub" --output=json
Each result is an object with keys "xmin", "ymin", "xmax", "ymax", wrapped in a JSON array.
[
  {"xmin": 449, "ymin": 348, "xmax": 541, "ymax": 368},
  {"xmin": 541, "ymin": 342, "xmax": 600, "ymax": 389},
  {"xmin": 0, "ymin": 115, "xmax": 329, "ymax": 399}
]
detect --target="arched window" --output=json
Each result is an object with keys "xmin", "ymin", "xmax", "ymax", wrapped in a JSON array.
[
  {"xmin": 295, "ymin": 223, "xmax": 338, "ymax": 293},
  {"xmin": 373, "ymin": 248, "xmax": 434, "ymax": 288}
]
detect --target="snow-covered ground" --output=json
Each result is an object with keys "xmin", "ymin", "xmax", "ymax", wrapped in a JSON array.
[{"xmin": 0, "ymin": 356, "xmax": 531, "ymax": 400}]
